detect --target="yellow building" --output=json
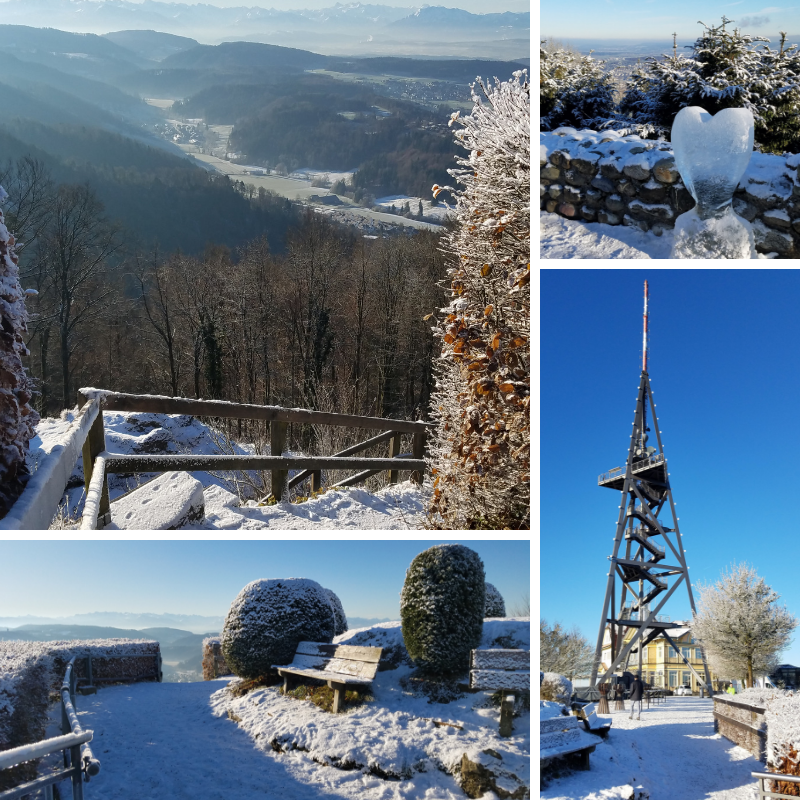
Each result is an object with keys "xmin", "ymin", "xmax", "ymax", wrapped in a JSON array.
[{"xmin": 601, "ymin": 622, "xmax": 720, "ymax": 691}]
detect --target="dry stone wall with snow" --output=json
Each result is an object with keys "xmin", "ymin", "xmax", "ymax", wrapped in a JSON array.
[{"xmin": 540, "ymin": 127, "xmax": 800, "ymax": 257}]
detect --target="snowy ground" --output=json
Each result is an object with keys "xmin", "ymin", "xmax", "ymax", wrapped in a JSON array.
[
  {"xmin": 27, "ymin": 410, "xmax": 431, "ymax": 529},
  {"xmin": 541, "ymin": 698, "xmax": 761, "ymax": 800},
  {"xmin": 54, "ymin": 620, "xmax": 530, "ymax": 799},
  {"xmin": 374, "ymin": 195, "xmax": 453, "ymax": 222},
  {"xmin": 539, "ymin": 211, "xmax": 775, "ymax": 259}
]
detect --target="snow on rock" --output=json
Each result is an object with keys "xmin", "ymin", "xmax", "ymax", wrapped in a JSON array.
[
  {"xmin": 541, "ymin": 128, "xmax": 672, "ymax": 172},
  {"xmin": 27, "ymin": 410, "xmax": 431, "ymax": 529},
  {"xmin": 106, "ymin": 471, "xmax": 205, "ymax": 530}
]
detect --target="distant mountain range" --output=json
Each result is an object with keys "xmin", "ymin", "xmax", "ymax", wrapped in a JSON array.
[
  {"xmin": 0, "ymin": 2, "xmax": 530, "ymax": 59},
  {"xmin": 0, "ymin": 612, "xmax": 225, "ymax": 633}
]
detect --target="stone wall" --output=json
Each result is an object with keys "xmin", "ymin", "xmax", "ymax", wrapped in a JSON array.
[
  {"xmin": 203, "ymin": 637, "xmax": 232, "ymax": 680},
  {"xmin": 540, "ymin": 127, "xmax": 800, "ymax": 257},
  {"xmin": 713, "ymin": 695, "xmax": 766, "ymax": 761}
]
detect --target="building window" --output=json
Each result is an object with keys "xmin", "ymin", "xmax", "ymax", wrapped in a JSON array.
[
  {"xmin": 696, "ymin": 648, "xmax": 702, "ymax": 661},
  {"xmin": 683, "ymin": 671, "xmax": 691, "ymax": 686},
  {"xmin": 669, "ymin": 671, "xmax": 678, "ymax": 687},
  {"xmin": 682, "ymin": 647, "xmax": 691, "ymax": 662}
]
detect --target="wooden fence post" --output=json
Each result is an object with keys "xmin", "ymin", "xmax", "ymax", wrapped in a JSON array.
[
  {"xmin": 411, "ymin": 429, "xmax": 426, "ymax": 486},
  {"xmin": 311, "ymin": 470, "xmax": 322, "ymax": 493},
  {"xmin": 79, "ymin": 394, "xmax": 110, "ymax": 527},
  {"xmin": 271, "ymin": 420, "xmax": 288, "ymax": 500},
  {"xmin": 388, "ymin": 432, "xmax": 402, "ymax": 484}
]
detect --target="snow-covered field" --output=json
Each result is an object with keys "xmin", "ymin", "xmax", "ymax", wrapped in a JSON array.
[
  {"xmin": 27, "ymin": 410, "xmax": 431, "ymax": 529},
  {"xmin": 62, "ymin": 620, "xmax": 530, "ymax": 799},
  {"xmin": 541, "ymin": 698, "xmax": 761, "ymax": 800},
  {"xmin": 374, "ymin": 195, "xmax": 453, "ymax": 222}
]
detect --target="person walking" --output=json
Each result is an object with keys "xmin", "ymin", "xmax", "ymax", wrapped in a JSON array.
[
  {"xmin": 726, "ymin": 683, "xmax": 736, "ymax": 695},
  {"xmin": 629, "ymin": 672, "xmax": 645, "ymax": 720}
]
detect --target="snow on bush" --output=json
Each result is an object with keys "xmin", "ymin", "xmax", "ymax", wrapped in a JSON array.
[
  {"xmin": 0, "ymin": 185, "xmax": 39, "ymax": 518},
  {"xmin": 221, "ymin": 578, "xmax": 335, "ymax": 679},
  {"xmin": 540, "ymin": 672, "xmax": 573, "ymax": 704},
  {"xmin": 484, "ymin": 582, "xmax": 506, "ymax": 617},
  {"xmin": 428, "ymin": 71, "xmax": 530, "ymax": 531},
  {"xmin": 323, "ymin": 587, "xmax": 348, "ymax": 637},
  {"xmin": 0, "ymin": 638, "xmax": 158, "ymax": 790},
  {"xmin": 400, "ymin": 544, "xmax": 485, "ymax": 675}
]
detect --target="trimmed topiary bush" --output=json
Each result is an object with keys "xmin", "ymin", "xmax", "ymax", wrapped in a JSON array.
[
  {"xmin": 484, "ymin": 582, "xmax": 506, "ymax": 617},
  {"xmin": 323, "ymin": 587, "xmax": 348, "ymax": 637},
  {"xmin": 221, "ymin": 578, "xmax": 335, "ymax": 679},
  {"xmin": 400, "ymin": 544, "xmax": 485, "ymax": 675},
  {"xmin": 540, "ymin": 671, "xmax": 573, "ymax": 704}
]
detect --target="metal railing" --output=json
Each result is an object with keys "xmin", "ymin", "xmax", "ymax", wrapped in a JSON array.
[
  {"xmin": 0, "ymin": 657, "xmax": 101, "ymax": 800},
  {"xmin": 753, "ymin": 771, "xmax": 800, "ymax": 799},
  {"xmin": 620, "ymin": 605, "xmax": 670, "ymax": 622},
  {"xmin": 626, "ymin": 528, "xmax": 666, "ymax": 555},
  {"xmin": 598, "ymin": 452, "xmax": 666, "ymax": 484}
]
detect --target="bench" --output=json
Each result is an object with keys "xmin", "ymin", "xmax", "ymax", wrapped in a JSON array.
[
  {"xmin": 540, "ymin": 714, "xmax": 597, "ymax": 770},
  {"xmin": 469, "ymin": 648, "xmax": 530, "ymax": 737},
  {"xmin": 274, "ymin": 641, "xmax": 382, "ymax": 713},
  {"xmin": 573, "ymin": 702, "xmax": 612, "ymax": 737}
]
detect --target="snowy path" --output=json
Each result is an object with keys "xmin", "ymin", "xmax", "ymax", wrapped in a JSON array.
[
  {"xmin": 74, "ymin": 680, "xmax": 347, "ymax": 799},
  {"xmin": 541, "ymin": 698, "xmax": 760, "ymax": 800}
]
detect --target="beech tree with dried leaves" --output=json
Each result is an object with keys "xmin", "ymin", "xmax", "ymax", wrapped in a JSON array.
[{"xmin": 427, "ymin": 70, "xmax": 530, "ymax": 529}]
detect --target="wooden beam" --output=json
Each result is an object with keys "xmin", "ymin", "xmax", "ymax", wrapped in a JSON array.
[
  {"xmin": 271, "ymin": 420, "xmax": 288, "ymax": 501},
  {"xmin": 97, "ymin": 391, "xmax": 433, "ymax": 433},
  {"xmin": 78, "ymin": 394, "xmax": 110, "ymax": 527},
  {"xmin": 388, "ymin": 432, "xmax": 402, "ymax": 485},
  {"xmin": 103, "ymin": 455, "xmax": 426, "ymax": 474}
]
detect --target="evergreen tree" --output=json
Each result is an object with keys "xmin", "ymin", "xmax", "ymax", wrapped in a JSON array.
[
  {"xmin": 540, "ymin": 41, "xmax": 618, "ymax": 131},
  {"xmin": 619, "ymin": 19, "xmax": 800, "ymax": 153}
]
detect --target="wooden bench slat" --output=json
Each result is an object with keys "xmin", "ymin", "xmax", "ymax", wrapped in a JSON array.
[
  {"xmin": 470, "ymin": 669, "xmax": 531, "ymax": 692},
  {"xmin": 471, "ymin": 649, "xmax": 531, "ymax": 670},
  {"xmin": 541, "ymin": 716, "xmax": 581, "ymax": 734},
  {"xmin": 282, "ymin": 654, "xmax": 379, "ymax": 680},
  {"xmin": 276, "ymin": 666, "xmax": 373, "ymax": 685},
  {"xmin": 295, "ymin": 642, "xmax": 382, "ymax": 663}
]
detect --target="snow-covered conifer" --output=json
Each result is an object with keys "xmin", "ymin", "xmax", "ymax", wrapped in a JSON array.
[
  {"xmin": 484, "ymin": 582, "xmax": 506, "ymax": 617},
  {"xmin": 323, "ymin": 587, "xmax": 348, "ymax": 637},
  {"xmin": 692, "ymin": 563, "xmax": 798, "ymax": 688},
  {"xmin": 0, "ymin": 185, "xmax": 39, "ymax": 517},
  {"xmin": 540, "ymin": 43, "xmax": 617, "ymax": 131},
  {"xmin": 428, "ymin": 71, "xmax": 529, "ymax": 530},
  {"xmin": 221, "ymin": 578, "xmax": 335, "ymax": 679},
  {"xmin": 400, "ymin": 544, "xmax": 485, "ymax": 675}
]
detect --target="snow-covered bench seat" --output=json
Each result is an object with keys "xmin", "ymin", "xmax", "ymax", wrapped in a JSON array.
[
  {"xmin": 274, "ymin": 641, "xmax": 382, "ymax": 713},
  {"xmin": 574, "ymin": 702, "xmax": 612, "ymax": 737},
  {"xmin": 540, "ymin": 714, "xmax": 597, "ymax": 770},
  {"xmin": 470, "ymin": 648, "xmax": 530, "ymax": 737}
]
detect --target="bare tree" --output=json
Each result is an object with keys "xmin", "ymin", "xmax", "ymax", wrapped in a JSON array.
[
  {"xmin": 36, "ymin": 184, "xmax": 122, "ymax": 408},
  {"xmin": 540, "ymin": 619, "xmax": 596, "ymax": 680},
  {"xmin": 692, "ymin": 563, "xmax": 798, "ymax": 688}
]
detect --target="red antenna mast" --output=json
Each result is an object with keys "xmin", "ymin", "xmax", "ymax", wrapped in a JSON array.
[{"xmin": 642, "ymin": 280, "xmax": 649, "ymax": 372}]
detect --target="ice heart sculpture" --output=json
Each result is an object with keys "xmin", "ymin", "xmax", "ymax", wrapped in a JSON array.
[{"xmin": 670, "ymin": 106, "xmax": 756, "ymax": 258}]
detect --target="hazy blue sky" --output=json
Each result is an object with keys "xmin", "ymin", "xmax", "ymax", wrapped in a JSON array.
[
  {"xmin": 0, "ymin": 540, "xmax": 530, "ymax": 621},
  {"xmin": 541, "ymin": 268, "xmax": 800, "ymax": 669},
  {"xmin": 540, "ymin": 2, "xmax": 797, "ymax": 42}
]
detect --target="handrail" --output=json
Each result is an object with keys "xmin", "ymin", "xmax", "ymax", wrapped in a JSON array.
[
  {"xmin": 0, "ymin": 397, "xmax": 101, "ymax": 530},
  {"xmin": 753, "ymin": 770, "xmax": 800, "ymax": 800},
  {"xmin": 598, "ymin": 453, "xmax": 666, "ymax": 484},
  {"xmin": 0, "ymin": 657, "xmax": 100, "ymax": 800},
  {"xmin": 89, "ymin": 390, "xmax": 434, "ymax": 433}
]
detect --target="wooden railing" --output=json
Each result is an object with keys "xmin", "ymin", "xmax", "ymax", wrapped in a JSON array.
[
  {"xmin": 0, "ymin": 657, "xmax": 100, "ymax": 800},
  {"xmin": 1, "ymin": 389, "xmax": 430, "ymax": 530},
  {"xmin": 753, "ymin": 771, "xmax": 800, "ymax": 799}
]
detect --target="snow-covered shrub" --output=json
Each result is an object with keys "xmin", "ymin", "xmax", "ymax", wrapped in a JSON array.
[
  {"xmin": 619, "ymin": 20, "xmax": 800, "ymax": 154},
  {"xmin": 540, "ymin": 672, "xmax": 573, "ymax": 704},
  {"xmin": 0, "ymin": 186, "xmax": 39, "ymax": 518},
  {"xmin": 323, "ymin": 587, "xmax": 348, "ymax": 637},
  {"xmin": 765, "ymin": 693, "xmax": 800, "ymax": 795},
  {"xmin": 400, "ymin": 544, "xmax": 485, "ymax": 675},
  {"xmin": 221, "ymin": 578, "xmax": 335, "ymax": 679},
  {"xmin": 540, "ymin": 43, "xmax": 617, "ymax": 131},
  {"xmin": 428, "ymin": 71, "xmax": 530, "ymax": 530},
  {"xmin": 484, "ymin": 582, "xmax": 506, "ymax": 617}
]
